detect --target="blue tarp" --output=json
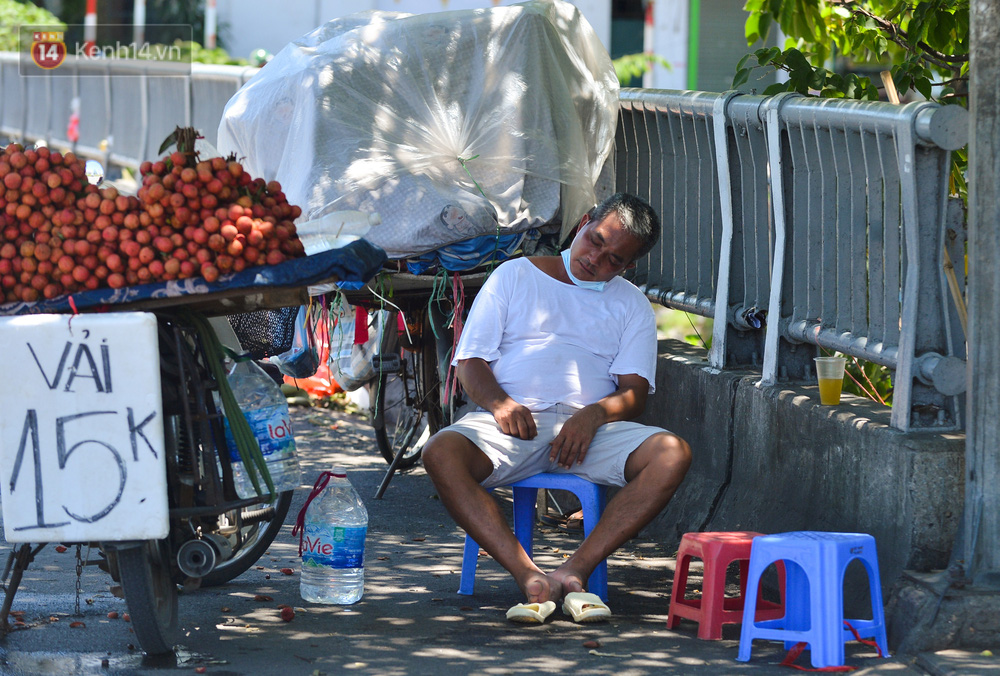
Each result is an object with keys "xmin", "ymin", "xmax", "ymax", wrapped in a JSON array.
[{"xmin": 0, "ymin": 240, "xmax": 388, "ymax": 316}]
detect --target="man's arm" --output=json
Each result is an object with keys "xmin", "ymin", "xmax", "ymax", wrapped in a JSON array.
[
  {"xmin": 456, "ymin": 357, "xmax": 537, "ymax": 440},
  {"xmin": 548, "ymin": 373, "xmax": 649, "ymax": 469}
]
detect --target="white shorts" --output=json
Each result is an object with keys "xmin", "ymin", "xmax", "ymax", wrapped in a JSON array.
[{"xmin": 440, "ymin": 408, "xmax": 669, "ymax": 488}]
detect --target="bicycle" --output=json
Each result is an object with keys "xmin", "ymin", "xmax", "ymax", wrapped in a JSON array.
[{"xmin": 340, "ymin": 268, "xmax": 492, "ymax": 497}]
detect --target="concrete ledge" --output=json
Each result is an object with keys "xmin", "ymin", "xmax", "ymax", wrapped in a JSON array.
[
  {"xmin": 637, "ymin": 339, "xmax": 965, "ymax": 617},
  {"xmin": 637, "ymin": 339, "xmax": 759, "ymax": 542},
  {"xmin": 888, "ymin": 571, "xmax": 1000, "ymax": 654}
]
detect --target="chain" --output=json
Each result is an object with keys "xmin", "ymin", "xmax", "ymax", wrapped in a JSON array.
[
  {"xmin": 74, "ymin": 545, "xmax": 83, "ymax": 616},
  {"xmin": 73, "ymin": 544, "xmax": 92, "ymax": 617}
]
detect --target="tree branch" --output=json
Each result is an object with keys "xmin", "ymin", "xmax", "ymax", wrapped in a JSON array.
[{"xmin": 826, "ymin": 0, "xmax": 967, "ymax": 72}]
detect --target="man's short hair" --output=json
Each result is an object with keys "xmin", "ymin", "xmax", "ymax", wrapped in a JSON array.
[{"xmin": 588, "ymin": 193, "xmax": 661, "ymax": 261}]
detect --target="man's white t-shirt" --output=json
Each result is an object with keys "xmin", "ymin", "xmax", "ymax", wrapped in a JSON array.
[{"xmin": 452, "ymin": 257, "xmax": 658, "ymax": 411}]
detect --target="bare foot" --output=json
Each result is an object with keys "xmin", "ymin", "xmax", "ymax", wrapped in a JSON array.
[
  {"xmin": 518, "ymin": 571, "xmax": 563, "ymax": 604},
  {"xmin": 550, "ymin": 564, "xmax": 586, "ymax": 597}
]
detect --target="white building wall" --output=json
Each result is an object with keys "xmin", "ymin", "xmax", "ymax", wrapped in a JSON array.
[
  {"xmin": 646, "ymin": 0, "xmax": 687, "ymax": 90},
  {"xmin": 216, "ymin": 0, "xmax": 611, "ymax": 63}
]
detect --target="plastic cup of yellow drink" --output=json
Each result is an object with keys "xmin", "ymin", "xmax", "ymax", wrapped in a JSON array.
[{"xmin": 814, "ymin": 356, "xmax": 847, "ymax": 405}]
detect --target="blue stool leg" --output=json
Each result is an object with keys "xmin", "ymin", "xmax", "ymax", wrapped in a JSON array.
[
  {"xmin": 859, "ymin": 539, "xmax": 890, "ymax": 658},
  {"xmin": 866, "ymin": 556, "xmax": 890, "ymax": 657},
  {"xmin": 737, "ymin": 551, "xmax": 770, "ymax": 662},
  {"xmin": 841, "ymin": 554, "xmax": 889, "ymax": 658},
  {"xmin": 458, "ymin": 535, "xmax": 479, "ymax": 595},
  {"xmin": 575, "ymin": 484, "xmax": 608, "ymax": 601},
  {"xmin": 782, "ymin": 560, "xmax": 811, "ymax": 649},
  {"xmin": 810, "ymin": 554, "xmax": 846, "ymax": 669},
  {"xmin": 512, "ymin": 486, "xmax": 538, "ymax": 557},
  {"xmin": 458, "ymin": 487, "xmax": 497, "ymax": 596}
]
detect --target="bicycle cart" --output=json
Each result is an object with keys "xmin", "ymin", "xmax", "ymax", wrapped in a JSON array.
[
  {"xmin": 339, "ymin": 267, "xmax": 493, "ymax": 498},
  {"xmin": 0, "ymin": 241, "xmax": 385, "ymax": 655}
]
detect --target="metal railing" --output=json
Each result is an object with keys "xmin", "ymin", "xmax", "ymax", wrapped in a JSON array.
[
  {"xmin": 617, "ymin": 90, "xmax": 725, "ymax": 320},
  {"xmin": 0, "ymin": 53, "xmax": 258, "ymax": 171},
  {"xmin": 0, "ymin": 55, "xmax": 970, "ymax": 431},
  {"xmin": 618, "ymin": 88, "xmax": 969, "ymax": 432}
]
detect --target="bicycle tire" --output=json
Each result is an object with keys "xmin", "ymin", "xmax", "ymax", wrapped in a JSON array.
[
  {"xmin": 200, "ymin": 490, "xmax": 294, "ymax": 587},
  {"xmin": 371, "ymin": 312, "xmax": 442, "ymax": 468},
  {"xmin": 116, "ymin": 540, "xmax": 178, "ymax": 655}
]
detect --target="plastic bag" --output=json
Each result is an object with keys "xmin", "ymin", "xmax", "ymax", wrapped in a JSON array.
[
  {"xmin": 328, "ymin": 302, "xmax": 390, "ymax": 392},
  {"xmin": 271, "ymin": 305, "xmax": 320, "ymax": 378},
  {"xmin": 217, "ymin": 0, "xmax": 618, "ymax": 258}
]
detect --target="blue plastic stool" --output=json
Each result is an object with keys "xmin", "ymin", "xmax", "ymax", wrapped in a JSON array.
[
  {"xmin": 458, "ymin": 473, "xmax": 609, "ymax": 601},
  {"xmin": 737, "ymin": 531, "xmax": 890, "ymax": 669}
]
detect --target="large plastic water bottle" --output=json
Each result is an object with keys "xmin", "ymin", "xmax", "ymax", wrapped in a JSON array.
[
  {"xmin": 223, "ymin": 359, "xmax": 302, "ymax": 498},
  {"xmin": 300, "ymin": 468, "xmax": 368, "ymax": 604}
]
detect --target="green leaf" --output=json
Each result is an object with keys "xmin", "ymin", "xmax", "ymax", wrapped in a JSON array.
[
  {"xmin": 909, "ymin": 2, "xmax": 932, "ymax": 47},
  {"xmin": 762, "ymin": 46, "xmax": 782, "ymax": 64},
  {"xmin": 783, "ymin": 48, "xmax": 812, "ymax": 72},
  {"xmin": 914, "ymin": 77, "xmax": 933, "ymax": 100},
  {"xmin": 809, "ymin": 65, "xmax": 829, "ymax": 89},
  {"xmin": 158, "ymin": 130, "xmax": 179, "ymax": 156},
  {"xmin": 745, "ymin": 12, "xmax": 761, "ymax": 44},
  {"xmin": 763, "ymin": 82, "xmax": 793, "ymax": 95},
  {"xmin": 885, "ymin": 1, "xmax": 906, "ymax": 23},
  {"xmin": 612, "ymin": 52, "xmax": 672, "ymax": 85},
  {"xmin": 733, "ymin": 67, "xmax": 752, "ymax": 88}
]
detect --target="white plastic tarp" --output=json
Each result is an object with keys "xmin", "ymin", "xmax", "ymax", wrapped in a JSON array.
[{"xmin": 217, "ymin": 0, "xmax": 618, "ymax": 259}]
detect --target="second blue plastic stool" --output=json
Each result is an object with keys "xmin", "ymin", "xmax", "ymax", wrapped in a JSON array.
[
  {"xmin": 737, "ymin": 531, "xmax": 890, "ymax": 669},
  {"xmin": 458, "ymin": 473, "xmax": 609, "ymax": 601}
]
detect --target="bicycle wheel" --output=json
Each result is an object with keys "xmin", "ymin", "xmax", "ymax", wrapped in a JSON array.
[
  {"xmin": 115, "ymin": 540, "xmax": 178, "ymax": 655},
  {"xmin": 201, "ymin": 490, "xmax": 294, "ymax": 586},
  {"xmin": 371, "ymin": 312, "xmax": 442, "ymax": 468}
]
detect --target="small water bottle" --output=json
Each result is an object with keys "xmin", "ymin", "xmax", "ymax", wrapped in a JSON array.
[
  {"xmin": 299, "ymin": 468, "xmax": 368, "ymax": 604},
  {"xmin": 296, "ymin": 210, "xmax": 381, "ymax": 255},
  {"xmin": 223, "ymin": 359, "xmax": 302, "ymax": 498}
]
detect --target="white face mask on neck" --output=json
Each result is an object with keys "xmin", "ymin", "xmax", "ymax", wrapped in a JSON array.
[{"xmin": 561, "ymin": 248, "xmax": 607, "ymax": 292}]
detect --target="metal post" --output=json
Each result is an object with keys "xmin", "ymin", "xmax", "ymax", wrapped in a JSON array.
[
  {"xmin": 204, "ymin": 0, "xmax": 217, "ymax": 50},
  {"xmin": 965, "ymin": 0, "xmax": 1000, "ymax": 585},
  {"xmin": 83, "ymin": 0, "xmax": 97, "ymax": 57},
  {"xmin": 133, "ymin": 0, "xmax": 146, "ymax": 47}
]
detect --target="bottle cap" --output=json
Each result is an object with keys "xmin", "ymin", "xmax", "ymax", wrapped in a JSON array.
[{"xmin": 331, "ymin": 466, "xmax": 347, "ymax": 478}]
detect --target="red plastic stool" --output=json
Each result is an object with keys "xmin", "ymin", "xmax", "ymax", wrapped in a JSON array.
[{"xmin": 667, "ymin": 531, "xmax": 785, "ymax": 640}]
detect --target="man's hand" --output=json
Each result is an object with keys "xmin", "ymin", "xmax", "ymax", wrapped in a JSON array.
[
  {"xmin": 492, "ymin": 398, "xmax": 537, "ymax": 440},
  {"xmin": 549, "ymin": 406, "xmax": 604, "ymax": 468},
  {"xmin": 456, "ymin": 358, "xmax": 537, "ymax": 439}
]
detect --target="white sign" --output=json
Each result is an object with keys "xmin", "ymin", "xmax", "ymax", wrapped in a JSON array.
[{"xmin": 0, "ymin": 313, "xmax": 169, "ymax": 542}]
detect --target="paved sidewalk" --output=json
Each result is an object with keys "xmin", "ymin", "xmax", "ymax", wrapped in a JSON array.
[{"xmin": 1, "ymin": 404, "xmax": 996, "ymax": 675}]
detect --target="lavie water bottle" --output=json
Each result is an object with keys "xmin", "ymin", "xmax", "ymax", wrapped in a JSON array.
[
  {"xmin": 223, "ymin": 358, "xmax": 301, "ymax": 498},
  {"xmin": 295, "ymin": 468, "xmax": 368, "ymax": 604}
]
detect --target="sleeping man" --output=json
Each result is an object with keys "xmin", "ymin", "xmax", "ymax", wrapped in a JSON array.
[{"xmin": 422, "ymin": 192, "xmax": 692, "ymax": 624}]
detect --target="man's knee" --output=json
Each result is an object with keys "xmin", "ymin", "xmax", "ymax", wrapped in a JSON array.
[
  {"xmin": 625, "ymin": 432, "xmax": 692, "ymax": 484},
  {"xmin": 658, "ymin": 433, "xmax": 692, "ymax": 475},
  {"xmin": 420, "ymin": 433, "xmax": 455, "ymax": 478},
  {"xmin": 422, "ymin": 431, "xmax": 493, "ymax": 482}
]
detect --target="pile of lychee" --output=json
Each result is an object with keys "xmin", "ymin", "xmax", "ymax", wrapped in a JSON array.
[{"xmin": 0, "ymin": 141, "xmax": 305, "ymax": 304}]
